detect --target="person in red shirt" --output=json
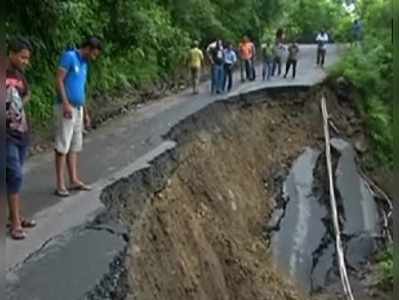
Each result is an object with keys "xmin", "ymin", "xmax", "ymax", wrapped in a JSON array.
[
  {"xmin": 6, "ymin": 38, "xmax": 36, "ymax": 240},
  {"xmin": 239, "ymin": 36, "xmax": 255, "ymax": 82}
]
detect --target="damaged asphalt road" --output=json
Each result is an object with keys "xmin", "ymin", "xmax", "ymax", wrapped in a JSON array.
[
  {"xmin": 7, "ymin": 217, "xmax": 128, "ymax": 300},
  {"xmin": 6, "ymin": 45, "xmax": 342, "ymax": 300},
  {"xmin": 265, "ymin": 139, "xmax": 387, "ymax": 297}
]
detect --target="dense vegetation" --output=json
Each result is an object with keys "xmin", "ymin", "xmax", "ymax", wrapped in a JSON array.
[
  {"xmin": 340, "ymin": 0, "xmax": 393, "ymax": 287},
  {"xmin": 331, "ymin": 0, "xmax": 393, "ymax": 167},
  {"xmin": 329, "ymin": 0, "xmax": 393, "ymax": 288}
]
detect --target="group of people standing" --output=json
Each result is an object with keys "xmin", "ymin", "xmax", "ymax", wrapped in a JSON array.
[
  {"xmin": 187, "ymin": 28, "xmax": 333, "ymax": 95},
  {"xmin": 5, "ymin": 37, "xmax": 102, "ymax": 239},
  {"xmin": 186, "ymin": 29, "xmax": 316, "ymax": 95}
]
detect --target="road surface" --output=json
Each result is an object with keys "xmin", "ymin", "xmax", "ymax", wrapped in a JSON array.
[{"xmin": 6, "ymin": 44, "xmax": 343, "ymax": 300}]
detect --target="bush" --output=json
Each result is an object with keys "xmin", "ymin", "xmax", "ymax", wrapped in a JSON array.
[
  {"xmin": 378, "ymin": 246, "xmax": 394, "ymax": 288},
  {"xmin": 331, "ymin": 0, "xmax": 392, "ymax": 167},
  {"xmin": 281, "ymin": 0, "xmax": 352, "ymax": 43}
]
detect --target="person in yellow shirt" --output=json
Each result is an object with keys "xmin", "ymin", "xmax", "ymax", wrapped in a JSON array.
[{"xmin": 187, "ymin": 40, "xmax": 204, "ymax": 94}]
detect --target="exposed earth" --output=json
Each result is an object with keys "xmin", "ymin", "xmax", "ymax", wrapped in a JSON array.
[{"xmin": 104, "ymin": 87, "xmax": 391, "ymax": 300}]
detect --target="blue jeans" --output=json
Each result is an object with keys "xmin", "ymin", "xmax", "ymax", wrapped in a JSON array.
[
  {"xmin": 210, "ymin": 65, "xmax": 216, "ymax": 93},
  {"xmin": 262, "ymin": 60, "xmax": 273, "ymax": 80},
  {"xmin": 6, "ymin": 142, "xmax": 28, "ymax": 194},
  {"xmin": 272, "ymin": 57, "xmax": 282, "ymax": 76},
  {"xmin": 212, "ymin": 64, "xmax": 224, "ymax": 93},
  {"xmin": 223, "ymin": 64, "xmax": 233, "ymax": 92}
]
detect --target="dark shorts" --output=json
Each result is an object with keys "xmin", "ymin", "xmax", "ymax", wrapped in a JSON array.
[{"xmin": 6, "ymin": 142, "xmax": 27, "ymax": 194}]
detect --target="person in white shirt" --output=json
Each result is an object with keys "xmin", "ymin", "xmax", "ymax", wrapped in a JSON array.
[
  {"xmin": 223, "ymin": 43, "xmax": 237, "ymax": 92},
  {"xmin": 316, "ymin": 29, "xmax": 329, "ymax": 67}
]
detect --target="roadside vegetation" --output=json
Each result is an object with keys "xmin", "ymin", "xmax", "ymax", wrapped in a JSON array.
[
  {"xmin": 331, "ymin": 0, "xmax": 392, "ymax": 167},
  {"xmin": 331, "ymin": 0, "xmax": 393, "ymax": 287}
]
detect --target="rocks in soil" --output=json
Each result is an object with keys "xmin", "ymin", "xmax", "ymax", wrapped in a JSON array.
[{"xmin": 354, "ymin": 134, "xmax": 369, "ymax": 153}]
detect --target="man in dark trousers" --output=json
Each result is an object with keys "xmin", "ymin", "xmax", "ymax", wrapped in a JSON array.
[
  {"xmin": 223, "ymin": 43, "xmax": 237, "ymax": 92},
  {"xmin": 316, "ymin": 29, "xmax": 329, "ymax": 67},
  {"xmin": 207, "ymin": 40, "xmax": 225, "ymax": 94},
  {"xmin": 272, "ymin": 41, "xmax": 285, "ymax": 76},
  {"xmin": 284, "ymin": 42, "xmax": 300, "ymax": 79},
  {"xmin": 239, "ymin": 36, "xmax": 255, "ymax": 82},
  {"xmin": 261, "ymin": 41, "xmax": 273, "ymax": 80}
]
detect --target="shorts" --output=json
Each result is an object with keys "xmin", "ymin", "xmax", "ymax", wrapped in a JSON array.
[
  {"xmin": 54, "ymin": 104, "xmax": 83, "ymax": 154},
  {"xmin": 6, "ymin": 142, "xmax": 27, "ymax": 194}
]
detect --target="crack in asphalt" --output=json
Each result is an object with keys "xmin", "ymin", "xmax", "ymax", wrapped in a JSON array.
[
  {"xmin": 85, "ymin": 225, "xmax": 129, "ymax": 243},
  {"xmin": 9, "ymin": 235, "xmax": 59, "ymax": 273},
  {"xmin": 265, "ymin": 144, "xmax": 387, "ymax": 296}
]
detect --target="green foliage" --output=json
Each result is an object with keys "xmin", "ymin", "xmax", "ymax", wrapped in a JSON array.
[
  {"xmin": 279, "ymin": 0, "xmax": 351, "ymax": 42},
  {"xmin": 332, "ymin": 0, "xmax": 393, "ymax": 166},
  {"xmin": 7, "ymin": 0, "xmax": 282, "ymax": 129},
  {"xmin": 377, "ymin": 245, "xmax": 394, "ymax": 287},
  {"xmin": 333, "ymin": 16, "xmax": 354, "ymax": 42}
]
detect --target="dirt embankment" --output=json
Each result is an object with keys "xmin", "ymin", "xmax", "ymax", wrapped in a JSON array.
[
  {"xmin": 111, "ymin": 87, "xmax": 329, "ymax": 300},
  {"xmin": 101, "ymin": 85, "xmax": 387, "ymax": 300}
]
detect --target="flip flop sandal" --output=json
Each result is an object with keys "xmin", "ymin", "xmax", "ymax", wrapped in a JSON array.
[
  {"xmin": 21, "ymin": 219, "xmax": 37, "ymax": 228},
  {"xmin": 10, "ymin": 227, "xmax": 27, "ymax": 240},
  {"xmin": 6, "ymin": 219, "xmax": 37, "ymax": 229},
  {"xmin": 70, "ymin": 183, "xmax": 92, "ymax": 191},
  {"xmin": 54, "ymin": 189, "xmax": 70, "ymax": 197}
]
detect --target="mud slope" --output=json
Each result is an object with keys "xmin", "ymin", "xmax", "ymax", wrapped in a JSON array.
[{"xmin": 100, "ymin": 87, "xmax": 341, "ymax": 300}]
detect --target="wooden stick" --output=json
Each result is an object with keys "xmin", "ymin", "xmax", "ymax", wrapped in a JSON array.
[
  {"xmin": 321, "ymin": 96, "xmax": 355, "ymax": 300},
  {"xmin": 358, "ymin": 169, "xmax": 393, "ymax": 213},
  {"xmin": 328, "ymin": 119, "xmax": 341, "ymax": 134},
  {"xmin": 359, "ymin": 171, "xmax": 393, "ymax": 243}
]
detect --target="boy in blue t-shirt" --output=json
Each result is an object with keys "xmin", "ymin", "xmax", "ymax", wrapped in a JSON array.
[{"xmin": 54, "ymin": 37, "xmax": 102, "ymax": 197}]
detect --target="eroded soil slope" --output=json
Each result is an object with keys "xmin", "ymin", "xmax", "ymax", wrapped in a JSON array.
[{"xmin": 120, "ymin": 88, "xmax": 335, "ymax": 300}]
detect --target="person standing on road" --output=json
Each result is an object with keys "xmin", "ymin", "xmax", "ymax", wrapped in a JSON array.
[
  {"xmin": 284, "ymin": 42, "xmax": 300, "ymax": 79},
  {"xmin": 6, "ymin": 38, "xmax": 37, "ymax": 240},
  {"xmin": 239, "ymin": 36, "xmax": 255, "ymax": 82},
  {"xmin": 261, "ymin": 41, "xmax": 273, "ymax": 81},
  {"xmin": 223, "ymin": 43, "xmax": 237, "ymax": 92},
  {"xmin": 250, "ymin": 39, "xmax": 257, "ymax": 81},
  {"xmin": 54, "ymin": 37, "xmax": 102, "ymax": 197},
  {"xmin": 272, "ymin": 41, "xmax": 285, "ymax": 76},
  {"xmin": 316, "ymin": 29, "xmax": 329, "ymax": 67},
  {"xmin": 206, "ymin": 39, "xmax": 224, "ymax": 94},
  {"xmin": 207, "ymin": 40, "xmax": 225, "ymax": 94},
  {"xmin": 352, "ymin": 19, "xmax": 364, "ymax": 46},
  {"xmin": 187, "ymin": 40, "xmax": 204, "ymax": 94},
  {"xmin": 206, "ymin": 40, "xmax": 217, "ymax": 93}
]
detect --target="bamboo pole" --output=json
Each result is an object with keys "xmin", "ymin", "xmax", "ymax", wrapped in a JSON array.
[{"xmin": 321, "ymin": 96, "xmax": 355, "ymax": 300}]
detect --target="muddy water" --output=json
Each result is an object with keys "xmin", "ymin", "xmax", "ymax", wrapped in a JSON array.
[{"xmin": 267, "ymin": 140, "xmax": 383, "ymax": 296}]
